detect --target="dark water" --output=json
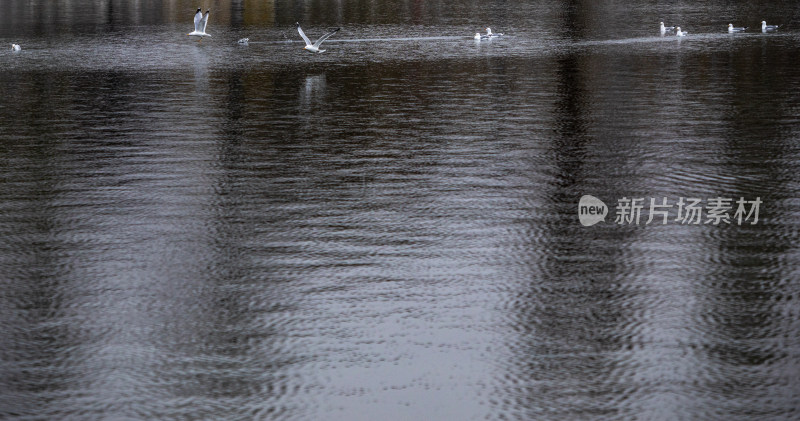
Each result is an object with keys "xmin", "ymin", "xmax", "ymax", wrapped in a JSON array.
[{"xmin": 2, "ymin": 0, "xmax": 800, "ymax": 419}]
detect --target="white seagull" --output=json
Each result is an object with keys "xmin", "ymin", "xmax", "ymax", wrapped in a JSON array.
[
  {"xmin": 660, "ymin": 22, "xmax": 676, "ymax": 34},
  {"xmin": 728, "ymin": 24, "xmax": 747, "ymax": 33},
  {"xmin": 187, "ymin": 8, "xmax": 211, "ymax": 38},
  {"xmin": 11, "ymin": 44, "xmax": 21, "ymax": 51},
  {"xmin": 474, "ymin": 32, "xmax": 488, "ymax": 40},
  {"xmin": 296, "ymin": 23, "xmax": 340, "ymax": 53},
  {"xmin": 237, "ymin": 38, "xmax": 250, "ymax": 45},
  {"xmin": 485, "ymin": 27, "xmax": 503, "ymax": 38},
  {"xmin": 761, "ymin": 21, "xmax": 779, "ymax": 32},
  {"xmin": 675, "ymin": 27, "xmax": 688, "ymax": 37}
]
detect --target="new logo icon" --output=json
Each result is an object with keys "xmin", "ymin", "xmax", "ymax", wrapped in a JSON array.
[{"xmin": 578, "ymin": 195, "xmax": 607, "ymax": 226}]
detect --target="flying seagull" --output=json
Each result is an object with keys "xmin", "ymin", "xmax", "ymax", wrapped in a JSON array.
[
  {"xmin": 188, "ymin": 8, "xmax": 211, "ymax": 38},
  {"xmin": 728, "ymin": 24, "xmax": 747, "ymax": 33},
  {"xmin": 485, "ymin": 27, "xmax": 503, "ymax": 37},
  {"xmin": 296, "ymin": 23, "xmax": 340, "ymax": 53},
  {"xmin": 761, "ymin": 21, "xmax": 779, "ymax": 32}
]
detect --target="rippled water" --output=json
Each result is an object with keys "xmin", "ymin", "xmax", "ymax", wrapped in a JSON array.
[{"xmin": 2, "ymin": 0, "xmax": 800, "ymax": 419}]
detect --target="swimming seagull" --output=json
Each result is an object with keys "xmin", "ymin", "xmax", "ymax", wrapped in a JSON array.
[
  {"xmin": 660, "ymin": 22, "xmax": 676, "ymax": 34},
  {"xmin": 11, "ymin": 44, "xmax": 21, "ymax": 51},
  {"xmin": 761, "ymin": 21, "xmax": 779, "ymax": 32},
  {"xmin": 296, "ymin": 23, "xmax": 340, "ymax": 53},
  {"xmin": 485, "ymin": 27, "xmax": 503, "ymax": 38},
  {"xmin": 728, "ymin": 24, "xmax": 747, "ymax": 33},
  {"xmin": 187, "ymin": 8, "xmax": 211, "ymax": 38},
  {"xmin": 474, "ymin": 32, "xmax": 488, "ymax": 40},
  {"xmin": 237, "ymin": 38, "xmax": 249, "ymax": 45},
  {"xmin": 675, "ymin": 27, "xmax": 688, "ymax": 37}
]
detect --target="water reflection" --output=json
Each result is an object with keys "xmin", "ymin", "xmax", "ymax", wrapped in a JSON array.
[
  {"xmin": 299, "ymin": 74, "xmax": 327, "ymax": 109},
  {"xmin": 2, "ymin": 0, "xmax": 800, "ymax": 420}
]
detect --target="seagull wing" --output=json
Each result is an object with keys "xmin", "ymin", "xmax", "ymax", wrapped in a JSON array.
[
  {"xmin": 296, "ymin": 23, "xmax": 312, "ymax": 46},
  {"xmin": 313, "ymin": 28, "xmax": 340, "ymax": 48},
  {"xmin": 194, "ymin": 9, "xmax": 203, "ymax": 32},
  {"xmin": 201, "ymin": 11, "xmax": 210, "ymax": 33}
]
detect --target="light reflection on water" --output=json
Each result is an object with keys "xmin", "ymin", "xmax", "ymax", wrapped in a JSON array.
[{"xmin": 1, "ymin": 0, "xmax": 800, "ymax": 420}]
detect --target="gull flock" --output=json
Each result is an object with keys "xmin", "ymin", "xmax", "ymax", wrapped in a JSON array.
[
  {"xmin": 4, "ymin": 8, "xmax": 786, "ymax": 54},
  {"xmin": 174, "ymin": 8, "xmax": 784, "ymax": 49},
  {"xmin": 660, "ymin": 20, "xmax": 780, "ymax": 37}
]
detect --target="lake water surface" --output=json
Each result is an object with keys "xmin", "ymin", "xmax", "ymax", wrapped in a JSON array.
[{"xmin": 1, "ymin": 0, "xmax": 799, "ymax": 419}]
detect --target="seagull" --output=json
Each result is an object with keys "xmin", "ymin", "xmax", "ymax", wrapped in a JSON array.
[
  {"xmin": 11, "ymin": 44, "xmax": 21, "ymax": 51},
  {"xmin": 296, "ymin": 23, "xmax": 340, "ymax": 53},
  {"xmin": 728, "ymin": 24, "xmax": 747, "ymax": 33},
  {"xmin": 485, "ymin": 27, "xmax": 503, "ymax": 38},
  {"xmin": 675, "ymin": 27, "xmax": 688, "ymax": 37},
  {"xmin": 187, "ymin": 8, "xmax": 211, "ymax": 38},
  {"xmin": 474, "ymin": 32, "xmax": 488, "ymax": 40},
  {"xmin": 237, "ymin": 37, "xmax": 250, "ymax": 45},
  {"xmin": 761, "ymin": 21, "xmax": 779, "ymax": 32},
  {"xmin": 660, "ymin": 22, "xmax": 676, "ymax": 34}
]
